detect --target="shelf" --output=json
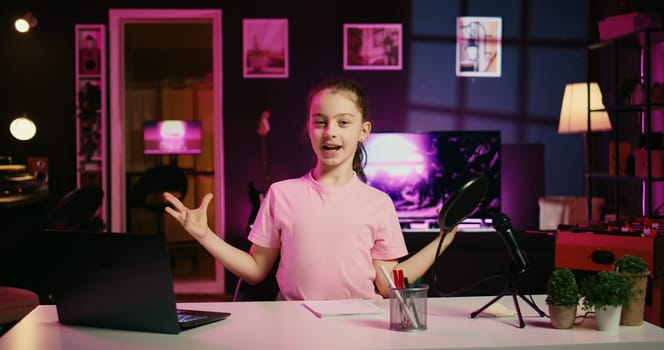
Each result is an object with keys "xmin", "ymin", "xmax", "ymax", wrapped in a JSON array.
[
  {"xmin": 587, "ymin": 173, "xmax": 664, "ymax": 182},
  {"xmin": 587, "ymin": 27, "xmax": 662, "ymax": 220},
  {"xmin": 75, "ymin": 24, "xmax": 107, "ymax": 226},
  {"xmin": 78, "ymin": 74, "xmax": 102, "ymax": 79},
  {"xmin": 591, "ymin": 103, "xmax": 664, "ymax": 113},
  {"xmin": 77, "ymin": 156, "xmax": 104, "ymax": 161},
  {"xmin": 588, "ymin": 28, "xmax": 664, "ymax": 51}
]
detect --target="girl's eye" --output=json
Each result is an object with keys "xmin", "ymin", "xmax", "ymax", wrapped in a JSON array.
[
  {"xmin": 339, "ymin": 120, "xmax": 350, "ymax": 126},
  {"xmin": 313, "ymin": 120, "xmax": 326, "ymax": 127}
]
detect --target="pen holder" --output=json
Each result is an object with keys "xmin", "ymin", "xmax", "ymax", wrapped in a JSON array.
[{"xmin": 389, "ymin": 284, "xmax": 428, "ymax": 332}]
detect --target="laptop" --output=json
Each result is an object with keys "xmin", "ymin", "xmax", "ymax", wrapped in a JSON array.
[{"xmin": 46, "ymin": 230, "xmax": 230, "ymax": 334}]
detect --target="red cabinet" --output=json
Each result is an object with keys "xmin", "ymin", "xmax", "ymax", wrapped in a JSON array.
[{"xmin": 555, "ymin": 231, "xmax": 664, "ymax": 326}]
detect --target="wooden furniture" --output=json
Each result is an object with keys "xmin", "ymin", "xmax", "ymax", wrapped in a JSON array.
[
  {"xmin": 75, "ymin": 24, "xmax": 107, "ymax": 225},
  {"xmin": 555, "ymin": 231, "xmax": 664, "ymax": 326},
  {"xmin": 405, "ymin": 230, "xmax": 555, "ymax": 297},
  {"xmin": 0, "ymin": 190, "xmax": 50, "ymax": 233},
  {"xmin": 2, "ymin": 295, "xmax": 664, "ymax": 350}
]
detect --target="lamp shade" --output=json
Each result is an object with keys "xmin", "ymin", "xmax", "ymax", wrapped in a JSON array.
[
  {"xmin": 558, "ymin": 82, "xmax": 611, "ymax": 134},
  {"xmin": 14, "ymin": 12, "xmax": 37, "ymax": 33},
  {"xmin": 10, "ymin": 116, "xmax": 36, "ymax": 141}
]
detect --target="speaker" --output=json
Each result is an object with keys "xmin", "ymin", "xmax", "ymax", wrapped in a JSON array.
[
  {"xmin": 27, "ymin": 157, "xmax": 48, "ymax": 190},
  {"xmin": 80, "ymin": 48, "xmax": 100, "ymax": 75}
]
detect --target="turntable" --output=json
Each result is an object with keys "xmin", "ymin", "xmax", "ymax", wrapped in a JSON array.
[{"xmin": 0, "ymin": 164, "xmax": 41, "ymax": 196}]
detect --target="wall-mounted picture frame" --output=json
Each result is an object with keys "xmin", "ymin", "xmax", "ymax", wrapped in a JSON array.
[
  {"xmin": 343, "ymin": 23, "xmax": 402, "ymax": 70},
  {"xmin": 456, "ymin": 16, "xmax": 502, "ymax": 77},
  {"xmin": 243, "ymin": 18, "xmax": 288, "ymax": 79}
]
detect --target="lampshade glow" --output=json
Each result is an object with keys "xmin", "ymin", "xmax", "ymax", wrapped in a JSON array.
[
  {"xmin": 558, "ymin": 82, "xmax": 611, "ymax": 134},
  {"xmin": 10, "ymin": 116, "xmax": 37, "ymax": 141}
]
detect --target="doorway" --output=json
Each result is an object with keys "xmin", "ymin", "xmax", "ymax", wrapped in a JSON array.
[{"xmin": 109, "ymin": 9, "xmax": 225, "ymax": 295}]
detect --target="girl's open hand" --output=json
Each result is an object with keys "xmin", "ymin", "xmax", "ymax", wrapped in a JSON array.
[{"xmin": 163, "ymin": 192, "xmax": 213, "ymax": 240}]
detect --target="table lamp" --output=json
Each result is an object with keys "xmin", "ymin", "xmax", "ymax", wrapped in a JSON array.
[
  {"xmin": 558, "ymin": 82, "xmax": 611, "ymax": 134},
  {"xmin": 558, "ymin": 82, "xmax": 611, "ymax": 222}
]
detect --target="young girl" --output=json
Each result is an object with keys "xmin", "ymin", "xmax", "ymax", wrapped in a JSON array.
[{"xmin": 163, "ymin": 78, "xmax": 457, "ymax": 300}]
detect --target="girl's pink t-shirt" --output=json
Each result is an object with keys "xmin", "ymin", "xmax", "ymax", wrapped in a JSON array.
[{"xmin": 248, "ymin": 171, "xmax": 408, "ymax": 300}]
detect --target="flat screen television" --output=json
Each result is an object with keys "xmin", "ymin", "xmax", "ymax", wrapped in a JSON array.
[
  {"xmin": 143, "ymin": 120, "xmax": 202, "ymax": 155},
  {"xmin": 363, "ymin": 131, "xmax": 500, "ymax": 228}
]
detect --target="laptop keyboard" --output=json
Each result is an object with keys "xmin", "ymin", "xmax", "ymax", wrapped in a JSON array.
[{"xmin": 177, "ymin": 313, "xmax": 208, "ymax": 327}]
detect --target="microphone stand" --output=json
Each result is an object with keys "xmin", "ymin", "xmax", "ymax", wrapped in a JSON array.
[{"xmin": 469, "ymin": 262, "xmax": 546, "ymax": 328}]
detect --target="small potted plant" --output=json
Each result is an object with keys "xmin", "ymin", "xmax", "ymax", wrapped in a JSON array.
[
  {"xmin": 579, "ymin": 271, "xmax": 633, "ymax": 331},
  {"xmin": 614, "ymin": 254, "xmax": 649, "ymax": 326},
  {"xmin": 546, "ymin": 268, "xmax": 579, "ymax": 329},
  {"xmin": 545, "ymin": 268, "xmax": 579, "ymax": 329}
]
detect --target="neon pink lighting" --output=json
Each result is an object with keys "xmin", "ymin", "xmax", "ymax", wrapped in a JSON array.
[
  {"xmin": 363, "ymin": 131, "xmax": 501, "ymax": 221},
  {"xmin": 364, "ymin": 135, "xmax": 426, "ymax": 177},
  {"xmin": 143, "ymin": 120, "xmax": 202, "ymax": 155}
]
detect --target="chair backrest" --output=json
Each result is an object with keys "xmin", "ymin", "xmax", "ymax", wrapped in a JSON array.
[
  {"xmin": 233, "ymin": 261, "xmax": 279, "ymax": 302},
  {"xmin": 46, "ymin": 186, "xmax": 104, "ymax": 231},
  {"xmin": 129, "ymin": 165, "xmax": 188, "ymax": 212}
]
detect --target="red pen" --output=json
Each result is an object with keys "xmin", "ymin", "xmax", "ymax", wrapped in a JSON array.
[
  {"xmin": 397, "ymin": 269, "xmax": 405, "ymax": 289},
  {"xmin": 392, "ymin": 270, "xmax": 400, "ymax": 287}
]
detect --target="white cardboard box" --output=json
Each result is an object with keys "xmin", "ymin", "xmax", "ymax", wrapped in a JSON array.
[{"xmin": 538, "ymin": 196, "xmax": 605, "ymax": 230}]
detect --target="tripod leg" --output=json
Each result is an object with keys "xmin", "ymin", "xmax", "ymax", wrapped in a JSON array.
[
  {"xmin": 470, "ymin": 289, "xmax": 507, "ymax": 318},
  {"xmin": 518, "ymin": 293, "xmax": 546, "ymax": 317},
  {"xmin": 511, "ymin": 291, "xmax": 525, "ymax": 328}
]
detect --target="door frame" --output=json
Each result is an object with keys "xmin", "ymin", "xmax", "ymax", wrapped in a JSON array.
[{"xmin": 109, "ymin": 9, "xmax": 225, "ymax": 294}]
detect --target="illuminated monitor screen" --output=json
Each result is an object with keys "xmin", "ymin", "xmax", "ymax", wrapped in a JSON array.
[
  {"xmin": 363, "ymin": 131, "xmax": 500, "ymax": 224},
  {"xmin": 143, "ymin": 120, "xmax": 202, "ymax": 155}
]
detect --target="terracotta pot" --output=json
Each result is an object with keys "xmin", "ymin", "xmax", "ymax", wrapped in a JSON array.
[
  {"xmin": 548, "ymin": 304, "xmax": 577, "ymax": 329},
  {"xmin": 620, "ymin": 272, "xmax": 649, "ymax": 326}
]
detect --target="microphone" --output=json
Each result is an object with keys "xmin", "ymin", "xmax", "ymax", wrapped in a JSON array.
[{"xmin": 492, "ymin": 212, "xmax": 528, "ymax": 273}]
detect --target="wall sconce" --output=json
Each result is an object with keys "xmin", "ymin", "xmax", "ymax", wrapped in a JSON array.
[
  {"xmin": 14, "ymin": 12, "xmax": 38, "ymax": 33},
  {"xmin": 10, "ymin": 115, "xmax": 37, "ymax": 141}
]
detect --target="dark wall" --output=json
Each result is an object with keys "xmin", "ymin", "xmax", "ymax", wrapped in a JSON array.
[
  {"xmin": 0, "ymin": 0, "xmax": 410, "ymax": 234},
  {"xmin": 6, "ymin": 1, "xmax": 657, "ymax": 240}
]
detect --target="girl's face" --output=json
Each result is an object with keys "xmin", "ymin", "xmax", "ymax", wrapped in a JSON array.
[{"xmin": 308, "ymin": 89, "xmax": 370, "ymax": 171}]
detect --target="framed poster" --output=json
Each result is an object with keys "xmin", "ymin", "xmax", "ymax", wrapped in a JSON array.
[
  {"xmin": 343, "ymin": 23, "xmax": 402, "ymax": 70},
  {"xmin": 456, "ymin": 17, "xmax": 502, "ymax": 77},
  {"xmin": 243, "ymin": 18, "xmax": 288, "ymax": 78}
]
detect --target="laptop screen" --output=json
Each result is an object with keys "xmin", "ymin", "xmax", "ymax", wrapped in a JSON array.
[
  {"xmin": 1, "ymin": 230, "xmax": 230, "ymax": 333},
  {"xmin": 51, "ymin": 231, "xmax": 186, "ymax": 333}
]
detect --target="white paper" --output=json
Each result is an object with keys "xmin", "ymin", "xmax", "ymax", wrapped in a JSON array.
[
  {"xmin": 479, "ymin": 302, "xmax": 516, "ymax": 318},
  {"xmin": 302, "ymin": 299, "xmax": 384, "ymax": 318}
]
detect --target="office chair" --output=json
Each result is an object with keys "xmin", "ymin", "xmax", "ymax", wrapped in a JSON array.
[
  {"xmin": 128, "ymin": 165, "xmax": 188, "ymax": 233},
  {"xmin": 46, "ymin": 186, "xmax": 104, "ymax": 231},
  {"xmin": 233, "ymin": 259, "xmax": 280, "ymax": 301}
]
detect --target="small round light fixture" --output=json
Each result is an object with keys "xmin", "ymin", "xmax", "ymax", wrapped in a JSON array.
[
  {"xmin": 10, "ymin": 116, "xmax": 37, "ymax": 141},
  {"xmin": 15, "ymin": 12, "xmax": 37, "ymax": 33}
]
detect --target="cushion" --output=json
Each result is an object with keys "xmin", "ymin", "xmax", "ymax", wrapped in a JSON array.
[{"xmin": 0, "ymin": 286, "xmax": 39, "ymax": 324}]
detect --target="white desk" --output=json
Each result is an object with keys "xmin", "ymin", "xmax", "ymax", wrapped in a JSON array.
[{"xmin": 2, "ymin": 295, "xmax": 664, "ymax": 350}]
